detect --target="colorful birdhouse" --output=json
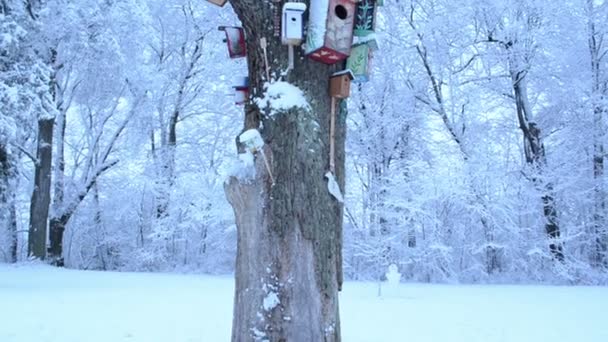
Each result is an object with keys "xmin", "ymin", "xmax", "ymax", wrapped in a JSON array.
[
  {"xmin": 233, "ymin": 76, "xmax": 249, "ymax": 105},
  {"xmin": 306, "ymin": 0, "xmax": 356, "ymax": 64},
  {"xmin": 205, "ymin": 0, "xmax": 228, "ymax": 7},
  {"xmin": 353, "ymin": 0, "xmax": 378, "ymax": 37},
  {"xmin": 219, "ymin": 26, "xmax": 247, "ymax": 59},
  {"xmin": 346, "ymin": 43, "xmax": 373, "ymax": 82},
  {"xmin": 282, "ymin": 2, "xmax": 307, "ymax": 45},
  {"xmin": 329, "ymin": 69, "xmax": 354, "ymax": 99}
]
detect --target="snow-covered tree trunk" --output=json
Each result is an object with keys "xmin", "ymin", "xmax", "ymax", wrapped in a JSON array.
[
  {"xmin": 588, "ymin": 0, "xmax": 607, "ymax": 268},
  {"xmin": 510, "ymin": 68, "xmax": 563, "ymax": 261},
  {"xmin": 28, "ymin": 118, "xmax": 54, "ymax": 260},
  {"xmin": 225, "ymin": 1, "xmax": 344, "ymax": 340},
  {"xmin": 0, "ymin": 144, "xmax": 17, "ymax": 263}
]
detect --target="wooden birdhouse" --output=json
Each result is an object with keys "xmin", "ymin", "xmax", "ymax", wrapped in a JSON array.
[
  {"xmin": 353, "ymin": 0, "xmax": 378, "ymax": 37},
  {"xmin": 219, "ymin": 26, "xmax": 247, "ymax": 59},
  {"xmin": 282, "ymin": 2, "xmax": 307, "ymax": 45},
  {"xmin": 329, "ymin": 69, "xmax": 354, "ymax": 99},
  {"xmin": 233, "ymin": 76, "xmax": 249, "ymax": 105},
  {"xmin": 205, "ymin": 0, "xmax": 228, "ymax": 7},
  {"xmin": 346, "ymin": 43, "xmax": 373, "ymax": 82},
  {"xmin": 306, "ymin": 0, "xmax": 356, "ymax": 64}
]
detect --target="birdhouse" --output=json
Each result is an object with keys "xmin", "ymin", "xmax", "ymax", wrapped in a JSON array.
[
  {"xmin": 306, "ymin": 0, "xmax": 356, "ymax": 64},
  {"xmin": 239, "ymin": 129, "xmax": 265, "ymax": 153},
  {"xmin": 233, "ymin": 76, "xmax": 249, "ymax": 105},
  {"xmin": 329, "ymin": 69, "xmax": 354, "ymax": 99},
  {"xmin": 346, "ymin": 43, "xmax": 373, "ymax": 82},
  {"xmin": 282, "ymin": 3, "xmax": 307, "ymax": 45},
  {"xmin": 353, "ymin": 0, "xmax": 379, "ymax": 37},
  {"xmin": 219, "ymin": 26, "xmax": 247, "ymax": 59},
  {"xmin": 205, "ymin": 0, "xmax": 228, "ymax": 7}
]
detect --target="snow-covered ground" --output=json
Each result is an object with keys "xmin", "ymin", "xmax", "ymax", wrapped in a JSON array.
[{"xmin": 1, "ymin": 264, "xmax": 607, "ymax": 342}]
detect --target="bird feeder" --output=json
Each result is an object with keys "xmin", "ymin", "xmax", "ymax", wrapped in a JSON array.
[
  {"xmin": 346, "ymin": 43, "xmax": 373, "ymax": 82},
  {"xmin": 329, "ymin": 69, "xmax": 354, "ymax": 99},
  {"xmin": 306, "ymin": 0, "xmax": 356, "ymax": 64},
  {"xmin": 205, "ymin": 0, "xmax": 228, "ymax": 7},
  {"xmin": 353, "ymin": 0, "xmax": 379, "ymax": 37},
  {"xmin": 282, "ymin": 3, "xmax": 307, "ymax": 45},
  {"xmin": 219, "ymin": 26, "xmax": 247, "ymax": 59},
  {"xmin": 233, "ymin": 76, "xmax": 249, "ymax": 105}
]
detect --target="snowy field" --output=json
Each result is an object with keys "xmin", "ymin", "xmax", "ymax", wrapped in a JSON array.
[{"xmin": 1, "ymin": 265, "xmax": 607, "ymax": 342}]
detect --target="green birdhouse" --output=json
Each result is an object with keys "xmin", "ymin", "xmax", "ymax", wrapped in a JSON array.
[
  {"xmin": 354, "ymin": 0, "xmax": 378, "ymax": 37},
  {"xmin": 346, "ymin": 43, "xmax": 373, "ymax": 82}
]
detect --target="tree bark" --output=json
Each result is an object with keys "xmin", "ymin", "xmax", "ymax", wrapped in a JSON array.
[
  {"xmin": 588, "ymin": 0, "xmax": 607, "ymax": 267},
  {"xmin": 1, "ymin": 144, "xmax": 17, "ymax": 263},
  {"xmin": 225, "ymin": 1, "xmax": 344, "ymax": 340},
  {"xmin": 28, "ymin": 118, "xmax": 54, "ymax": 260},
  {"xmin": 510, "ymin": 70, "xmax": 564, "ymax": 261}
]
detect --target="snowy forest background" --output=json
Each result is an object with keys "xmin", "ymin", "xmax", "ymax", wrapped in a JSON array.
[{"xmin": 1, "ymin": 0, "xmax": 607, "ymax": 284}]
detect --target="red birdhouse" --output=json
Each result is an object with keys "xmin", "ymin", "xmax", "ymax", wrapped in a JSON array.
[
  {"xmin": 219, "ymin": 26, "xmax": 247, "ymax": 59},
  {"xmin": 305, "ymin": 0, "xmax": 356, "ymax": 64},
  {"xmin": 233, "ymin": 77, "xmax": 249, "ymax": 105}
]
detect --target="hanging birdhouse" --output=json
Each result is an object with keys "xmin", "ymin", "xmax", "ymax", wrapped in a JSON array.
[
  {"xmin": 329, "ymin": 69, "xmax": 354, "ymax": 99},
  {"xmin": 205, "ymin": 0, "xmax": 228, "ymax": 7},
  {"xmin": 353, "ymin": 0, "xmax": 379, "ymax": 37},
  {"xmin": 219, "ymin": 26, "xmax": 247, "ymax": 59},
  {"xmin": 282, "ymin": 3, "xmax": 307, "ymax": 45},
  {"xmin": 306, "ymin": 0, "xmax": 356, "ymax": 64},
  {"xmin": 233, "ymin": 76, "xmax": 249, "ymax": 105},
  {"xmin": 346, "ymin": 43, "xmax": 373, "ymax": 82}
]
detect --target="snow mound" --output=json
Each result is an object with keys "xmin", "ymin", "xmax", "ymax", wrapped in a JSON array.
[{"xmin": 254, "ymin": 81, "xmax": 309, "ymax": 117}]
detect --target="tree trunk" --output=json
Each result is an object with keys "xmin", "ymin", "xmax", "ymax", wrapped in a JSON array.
[
  {"xmin": 588, "ymin": 1, "xmax": 607, "ymax": 267},
  {"xmin": 511, "ymin": 70, "xmax": 564, "ymax": 261},
  {"xmin": 1, "ymin": 144, "xmax": 17, "ymax": 263},
  {"xmin": 9, "ymin": 191, "xmax": 17, "ymax": 263},
  {"xmin": 225, "ymin": 1, "xmax": 344, "ymax": 340},
  {"xmin": 48, "ymin": 105, "xmax": 66, "ymax": 266},
  {"xmin": 28, "ymin": 118, "xmax": 54, "ymax": 260}
]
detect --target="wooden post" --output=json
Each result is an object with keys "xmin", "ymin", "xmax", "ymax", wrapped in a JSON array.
[{"xmin": 330, "ymin": 97, "xmax": 336, "ymax": 174}]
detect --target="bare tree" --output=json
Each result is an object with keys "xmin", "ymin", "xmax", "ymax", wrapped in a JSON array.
[{"xmin": 483, "ymin": 3, "xmax": 564, "ymax": 261}]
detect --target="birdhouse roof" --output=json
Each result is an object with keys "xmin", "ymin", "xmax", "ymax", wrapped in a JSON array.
[
  {"xmin": 331, "ymin": 69, "xmax": 355, "ymax": 80},
  {"xmin": 284, "ymin": 2, "xmax": 307, "ymax": 11}
]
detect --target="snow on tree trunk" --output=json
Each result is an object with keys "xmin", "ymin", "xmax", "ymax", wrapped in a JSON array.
[{"xmin": 225, "ymin": 1, "xmax": 344, "ymax": 340}]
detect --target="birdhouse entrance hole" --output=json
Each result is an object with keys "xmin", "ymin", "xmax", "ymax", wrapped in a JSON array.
[{"xmin": 335, "ymin": 5, "xmax": 347, "ymax": 20}]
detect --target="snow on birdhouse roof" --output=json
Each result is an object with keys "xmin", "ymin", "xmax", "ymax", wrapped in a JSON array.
[
  {"xmin": 284, "ymin": 2, "xmax": 307, "ymax": 11},
  {"xmin": 331, "ymin": 69, "xmax": 355, "ymax": 80}
]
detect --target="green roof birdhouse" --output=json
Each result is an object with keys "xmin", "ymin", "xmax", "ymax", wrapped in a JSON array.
[
  {"xmin": 354, "ymin": 0, "xmax": 379, "ymax": 37},
  {"xmin": 346, "ymin": 43, "xmax": 373, "ymax": 82}
]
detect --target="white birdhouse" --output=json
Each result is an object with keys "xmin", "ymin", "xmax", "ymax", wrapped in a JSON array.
[
  {"xmin": 239, "ymin": 129, "xmax": 265, "ymax": 153},
  {"xmin": 282, "ymin": 3, "xmax": 307, "ymax": 45}
]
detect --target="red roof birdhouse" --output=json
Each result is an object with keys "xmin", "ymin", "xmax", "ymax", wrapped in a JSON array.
[
  {"xmin": 219, "ymin": 26, "xmax": 247, "ymax": 59},
  {"xmin": 306, "ymin": 0, "xmax": 356, "ymax": 64}
]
